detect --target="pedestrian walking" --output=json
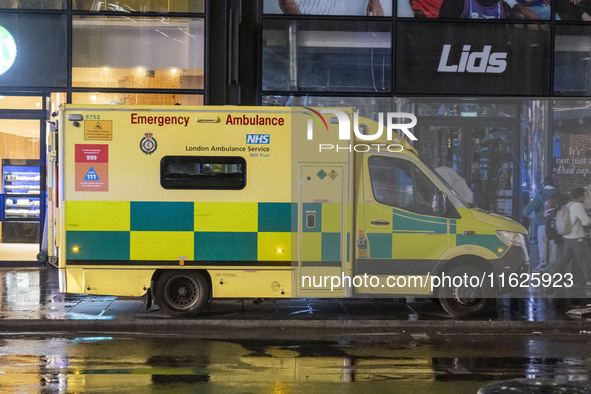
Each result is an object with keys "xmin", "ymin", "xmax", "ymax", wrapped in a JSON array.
[
  {"xmin": 524, "ymin": 176, "xmax": 559, "ymax": 272},
  {"xmin": 547, "ymin": 187, "xmax": 591, "ymax": 293}
]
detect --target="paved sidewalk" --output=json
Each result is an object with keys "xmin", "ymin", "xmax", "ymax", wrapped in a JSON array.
[{"xmin": 0, "ymin": 267, "xmax": 590, "ymax": 339}]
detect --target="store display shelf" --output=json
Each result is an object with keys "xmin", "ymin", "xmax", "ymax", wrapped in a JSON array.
[
  {"xmin": 6, "ymin": 204, "xmax": 39, "ymax": 208},
  {"xmin": 4, "ymin": 175, "xmax": 40, "ymax": 182}
]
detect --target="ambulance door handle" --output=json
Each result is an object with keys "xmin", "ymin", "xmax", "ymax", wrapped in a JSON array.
[{"xmin": 370, "ymin": 219, "xmax": 390, "ymax": 226}]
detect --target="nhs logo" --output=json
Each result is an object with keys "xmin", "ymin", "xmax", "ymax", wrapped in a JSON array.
[{"xmin": 246, "ymin": 134, "xmax": 270, "ymax": 144}]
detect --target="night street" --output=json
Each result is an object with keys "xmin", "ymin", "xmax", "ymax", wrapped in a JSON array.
[{"xmin": 3, "ymin": 1, "xmax": 591, "ymax": 392}]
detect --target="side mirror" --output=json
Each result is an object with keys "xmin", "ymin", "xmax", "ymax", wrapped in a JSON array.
[{"xmin": 435, "ymin": 190, "xmax": 447, "ymax": 216}]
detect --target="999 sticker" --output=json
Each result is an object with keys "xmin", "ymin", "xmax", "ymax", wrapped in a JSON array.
[{"xmin": 75, "ymin": 144, "xmax": 108, "ymax": 192}]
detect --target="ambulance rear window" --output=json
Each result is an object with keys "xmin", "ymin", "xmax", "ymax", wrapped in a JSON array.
[{"xmin": 160, "ymin": 156, "xmax": 246, "ymax": 190}]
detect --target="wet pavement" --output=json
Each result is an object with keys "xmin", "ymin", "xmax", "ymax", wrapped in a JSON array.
[
  {"xmin": 0, "ymin": 267, "xmax": 591, "ymax": 339},
  {"xmin": 0, "ymin": 334, "xmax": 590, "ymax": 393}
]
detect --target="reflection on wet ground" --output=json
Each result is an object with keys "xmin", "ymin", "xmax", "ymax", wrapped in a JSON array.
[
  {"xmin": 0, "ymin": 335, "xmax": 589, "ymax": 393},
  {"xmin": 0, "ymin": 268, "xmax": 589, "ymax": 322}
]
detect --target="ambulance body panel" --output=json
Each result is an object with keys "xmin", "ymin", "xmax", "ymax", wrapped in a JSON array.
[{"xmin": 48, "ymin": 104, "xmax": 529, "ymax": 317}]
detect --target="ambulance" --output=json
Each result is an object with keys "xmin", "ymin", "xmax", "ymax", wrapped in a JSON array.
[{"xmin": 47, "ymin": 105, "xmax": 529, "ymax": 318}]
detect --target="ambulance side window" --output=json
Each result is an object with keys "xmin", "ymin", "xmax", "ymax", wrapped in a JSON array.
[
  {"xmin": 160, "ymin": 156, "xmax": 246, "ymax": 190},
  {"xmin": 412, "ymin": 167, "xmax": 439, "ymax": 216},
  {"xmin": 369, "ymin": 156, "xmax": 440, "ymax": 216},
  {"xmin": 369, "ymin": 156, "xmax": 414, "ymax": 211}
]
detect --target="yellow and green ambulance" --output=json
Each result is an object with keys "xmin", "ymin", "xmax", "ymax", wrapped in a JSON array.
[{"xmin": 47, "ymin": 105, "xmax": 529, "ymax": 317}]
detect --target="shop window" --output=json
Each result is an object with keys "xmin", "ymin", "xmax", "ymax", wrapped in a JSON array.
[
  {"xmin": 0, "ymin": 121, "xmax": 41, "ymax": 252},
  {"xmin": 414, "ymin": 101, "xmax": 517, "ymax": 117},
  {"xmin": 0, "ymin": 0, "xmax": 66, "ymax": 9},
  {"xmin": 263, "ymin": 0, "xmax": 392, "ymax": 16},
  {"xmin": 519, "ymin": 100, "xmax": 549, "ymax": 218},
  {"xmin": 554, "ymin": 26, "xmax": 591, "ymax": 96},
  {"xmin": 262, "ymin": 19, "xmax": 392, "ymax": 93},
  {"xmin": 72, "ymin": 16, "xmax": 204, "ymax": 90},
  {"xmin": 262, "ymin": 95, "xmax": 395, "ymax": 121},
  {"xmin": 73, "ymin": 0, "xmax": 204, "ymax": 12},
  {"xmin": 552, "ymin": 100, "xmax": 591, "ymax": 196},
  {"xmin": 555, "ymin": 0, "xmax": 591, "ymax": 21},
  {"xmin": 72, "ymin": 92, "xmax": 204, "ymax": 106},
  {"xmin": 160, "ymin": 156, "xmax": 246, "ymax": 190},
  {"xmin": 396, "ymin": 21, "xmax": 550, "ymax": 96},
  {"xmin": 0, "ymin": 13, "xmax": 67, "ymax": 88},
  {"xmin": 397, "ymin": 0, "xmax": 550, "ymax": 19},
  {"xmin": 0, "ymin": 96, "xmax": 44, "ymax": 110}
]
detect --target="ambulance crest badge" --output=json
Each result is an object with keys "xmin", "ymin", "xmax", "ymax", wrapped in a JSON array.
[{"xmin": 140, "ymin": 132, "xmax": 157, "ymax": 155}]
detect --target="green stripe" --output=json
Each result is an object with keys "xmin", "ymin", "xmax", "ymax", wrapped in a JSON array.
[
  {"xmin": 67, "ymin": 231, "xmax": 130, "ymax": 260},
  {"xmin": 456, "ymin": 234, "xmax": 506, "ymax": 257},
  {"xmin": 131, "ymin": 202, "xmax": 193, "ymax": 231},
  {"xmin": 392, "ymin": 209, "xmax": 447, "ymax": 234},
  {"xmin": 194, "ymin": 232, "xmax": 257, "ymax": 261},
  {"xmin": 367, "ymin": 233, "xmax": 392, "ymax": 259},
  {"xmin": 321, "ymin": 232, "xmax": 341, "ymax": 262},
  {"xmin": 258, "ymin": 202, "xmax": 296, "ymax": 232}
]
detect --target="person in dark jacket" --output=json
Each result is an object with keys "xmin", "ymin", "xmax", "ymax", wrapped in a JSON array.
[{"xmin": 523, "ymin": 176, "xmax": 559, "ymax": 271}]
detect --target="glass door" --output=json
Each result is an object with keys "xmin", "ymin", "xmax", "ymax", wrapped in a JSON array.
[
  {"xmin": 0, "ymin": 96, "xmax": 47, "ymax": 263},
  {"xmin": 416, "ymin": 123, "xmax": 519, "ymax": 219},
  {"xmin": 468, "ymin": 126, "xmax": 517, "ymax": 217}
]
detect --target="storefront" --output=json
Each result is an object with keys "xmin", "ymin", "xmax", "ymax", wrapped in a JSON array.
[
  {"xmin": 0, "ymin": 96, "xmax": 47, "ymax": 263},
  {"xmin": 0, "ymin": 2, "xmax": 205, "ymax": 263},
  {"xmin": 258, "ymin": 0, "xmax": 591, "ymax": 235},
  {"xmin": 1, "ymin": 0, "xmax": 590, "ymax": 262}
]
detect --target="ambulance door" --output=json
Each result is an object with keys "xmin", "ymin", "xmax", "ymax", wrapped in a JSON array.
[
  {"xmin": 358, "ymin": 154, "xmax": 450, "ymax": 295},
  {"xmin": 298, "ymin": 165, "xmax": 346, "ymax": 297},
  {"xmin": 46, "ymin": 120, "xmax": 59, "ymax": 266}
]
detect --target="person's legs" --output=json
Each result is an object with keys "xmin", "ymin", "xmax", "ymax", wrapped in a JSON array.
[
  {"xmin": 563, "ymin": 238, "xmax": 589, "ymax": 302},
  {"xmin": 548, "ymin": 239, "xmax": 573, "ymax": 275},
  {"xmin": 536, "ymin": 225, "xmax": 548, "ymax": 269},
  {"xmin": 571, "ymin": 238, "xmax": 589, "ymax": 285},
  {"xmin": 549, "ymin": 239, "xmax": 558, "ymax": 267},
  {"xmin": 547, "ymin": 240, "xmax": 575, "ymax": 300}
]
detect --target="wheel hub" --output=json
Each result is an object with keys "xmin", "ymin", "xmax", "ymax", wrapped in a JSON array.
[{"xmin": 165, "ymin": 276, "xmax": 200, "ymax": 310}]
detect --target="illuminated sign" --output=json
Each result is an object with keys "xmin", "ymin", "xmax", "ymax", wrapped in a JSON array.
[{"xmin": 0, "ymin": 26, "xmax": 16, "ymax": 75}]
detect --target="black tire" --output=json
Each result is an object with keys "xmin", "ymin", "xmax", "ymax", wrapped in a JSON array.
[
  {"xmin": 154, "ymin": 270, "xmax": 210, "ymax": 317},
  {"xmin": 438, "ymin": 264, "xmax": 495, "ymax": 318},
  {"xmin": 36, "ymin": 252, "xmax": 48, "ymax": 263}
]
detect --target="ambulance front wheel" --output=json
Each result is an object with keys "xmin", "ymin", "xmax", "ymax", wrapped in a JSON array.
[
  {"xmin": 155, "ymin": 270, "xmax": 210, "ymax": 317},
  {"xmin": 438, "ymin": 265, "xmax": 495, "ymax": 318}
]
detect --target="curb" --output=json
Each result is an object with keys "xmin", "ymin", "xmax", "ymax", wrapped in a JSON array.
[{"xmin": 0, "ymin": 319, "xmax": 590, "ymax": 338}]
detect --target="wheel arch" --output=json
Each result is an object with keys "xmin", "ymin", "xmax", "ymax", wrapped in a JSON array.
[
  {"xmin": 432, "ymin": 254, "xmax": 495, "ymax": 278},
  {"xmin": 150, "ymin": 268, "xmax": 213, "ymax": 298}
]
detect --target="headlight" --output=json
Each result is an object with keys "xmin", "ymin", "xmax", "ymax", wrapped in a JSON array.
[{"xmin": 496, "ymin": 230, "xmax": 527, "ymax": 247}]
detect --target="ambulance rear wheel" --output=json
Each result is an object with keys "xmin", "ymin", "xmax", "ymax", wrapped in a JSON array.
[
  {"xmin": 155, "ymin": 270, "xmax": 210, "ymax": 317},
  {"xmin": 438, "ymin": 265, "xmax": 495, "ymax": 318}
]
